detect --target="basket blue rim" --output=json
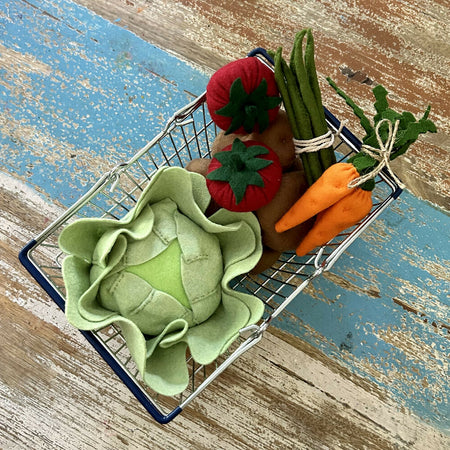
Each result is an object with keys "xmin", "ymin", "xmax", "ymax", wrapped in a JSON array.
[{"xmin": 18, "ymin": 239, "xmax": 181, "ymax": 424}]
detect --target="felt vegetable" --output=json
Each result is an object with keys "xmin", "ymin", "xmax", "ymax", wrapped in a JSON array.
[
  {"xmin": 327, "ymin": 78, "xmax": 437, "ymax": 190},
  {"xmin": 212, "ymin": 109, "xmax": 296, "ymax": 170},
  {"xmin": 273, "ymin": 29, "xmax": 336, "ymax": 185},
  {"xmin": 275, "ymin": 163, "xmax": 359, "ymax": 233},
  {"xmin": 250, "ymin": 246, "xmax": 282, "ymax": 275},
  {"xmin": 206, "ymin": 57, "xmax": 282, "ymax": 135},
  {"xmin": 258, "ymin": 170, "xmax": 313, "ymax": 252},
  {"xmin": 185, "ymin": 157, "xmax": 211, "ymax": 177},
  {"xmin": 295, "ymin": 187, "xmax": 373, "ymax": 256},
  {"xmin": 211, "ymin": 129, "xmax": 240, "ymax": 157},
  {"xmin": 276, "ymin": 81, "xmax": 437, "ymax": 256},
  {"xmin": 59, "ymin": 167, "xmax": 265, "ymax": 396},
  {"xmin": 206, "ymin": 138, "xmax": 282, "ymax": 212},
  {"xmin": 247, "ymin": 109, "xmax": 296, "ymax": 170}
]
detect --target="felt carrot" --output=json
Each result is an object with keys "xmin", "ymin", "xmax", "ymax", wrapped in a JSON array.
[
  {"xmin": 295, "ymin": 187, "xmax": 373, "ymax": 256},
  {"xmin": 275, "ymin": 162, "xmax": 359, "ymax": 233},
  {"xmin": 276, "ymin": 81, "xmax": 437, "ymax": 255}
]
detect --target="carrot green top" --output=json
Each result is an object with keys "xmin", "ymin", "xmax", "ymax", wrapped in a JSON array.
[{"xmin": 327, "ymin": 78, "xmax": 437, "ymax": 190}]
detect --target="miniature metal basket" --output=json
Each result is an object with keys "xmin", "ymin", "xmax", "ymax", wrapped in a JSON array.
[{"xmin": 19, "ymin": 49, "xmax": 402, "ymax": 424}]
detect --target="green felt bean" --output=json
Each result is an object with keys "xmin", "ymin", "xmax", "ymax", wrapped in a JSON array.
[{"xmin": 304, "ymin": 29, "xmax": 336, "ymax": 170}]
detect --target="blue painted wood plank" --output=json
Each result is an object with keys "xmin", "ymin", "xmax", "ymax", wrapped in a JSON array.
[
  {"xmin": 1, "ymin": 0, "xmax": 448, "ymax": 430},
  {"xmin": 1, "ymin": 0, "xmax": 209, "ymax": 205},
  {"xmin": 275, "ymin": 192, "xmax": 449, "ymax": 427}
]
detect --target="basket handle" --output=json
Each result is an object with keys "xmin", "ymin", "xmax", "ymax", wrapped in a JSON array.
[{"xmin": 247, "ymin": 47, "xmax": 274, "ymax": 66}]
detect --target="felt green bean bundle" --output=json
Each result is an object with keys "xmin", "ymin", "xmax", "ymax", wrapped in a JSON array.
[{"xmin": 273, "ymin": 29, "xmax": 337, "ymax": 185}]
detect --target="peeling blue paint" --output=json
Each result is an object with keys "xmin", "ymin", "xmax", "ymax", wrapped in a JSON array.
[
  {"xmin": 274, "ymin": 192, "xmax": 449, "ymax": 427},
  {"xmin": 1, "ymin": 0, "xmax": 448, "ymax": 430},
  {"xmin": 1, "ymin": 0, "xmax": 210, "ymax": 205}
]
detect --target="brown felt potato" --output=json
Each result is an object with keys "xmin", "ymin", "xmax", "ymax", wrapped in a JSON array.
[
  {"xmin": 256, "ymin": 170, "xmax": 314, "ymax": 252},
  {"xmin": 248, "ymin": 109, "xmax": 296, "ymax": 170},
  {"xmin": 211, "ymin": 110, "xmax": 296, "ymax": 170},
  {"xmin": 185, "ymin": 157, "xmax": 211, "ymax": 177},
  {"xmin": 210, "ymin": 130, "xmax": 247, "ymax": 157},
  {"xmin": 283, "ymin": 154, "xmax": 304, "ymax": 173},
  {"xmin": 250, "ymin": 246, "xmax": 282, "ymax": 275},
  {"xmin": 184, "ymin": 158, "xmax": 222, "ymax": 216}
]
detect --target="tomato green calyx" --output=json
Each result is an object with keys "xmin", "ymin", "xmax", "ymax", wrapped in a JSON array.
[
  {"xmin": 216, "ymin": 77, "xmax": 282, "ymax": 135},
  {"xmin": 206, "ymin": 139, "xmax": 273, "ymax": 204}
]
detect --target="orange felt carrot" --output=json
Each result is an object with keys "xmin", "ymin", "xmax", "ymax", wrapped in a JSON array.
[
  {"xmin": 275, "ymin": 162, "xmax": 359, "ymax": 233},
  {"xmin": 295, "ymin": 187, "xmax": 373, "ymax": 256}
]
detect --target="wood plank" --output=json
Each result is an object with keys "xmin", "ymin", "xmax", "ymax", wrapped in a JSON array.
[
  {"xmin": 73, "ymin": 0, "xmax": 450, "ymax": 212},
  {"xmin": 1, "ymin": 0, "xmax": 449, "ymax": 447},
  {"xmin": 1, "ymin": 174, "xmax": 449, "ymax": 449}
]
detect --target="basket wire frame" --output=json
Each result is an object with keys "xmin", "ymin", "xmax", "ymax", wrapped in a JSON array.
[{"xmin": 19, "ymin": 55, "xmax": 402, "ymax": 424}]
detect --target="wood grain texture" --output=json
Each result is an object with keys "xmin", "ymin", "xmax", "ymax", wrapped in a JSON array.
[
  {"xmin": 1, "ymin": 173, "xmax": 449, "ymax": 449},
  {"xmin": 74, "ymin": 0, "xmax": 450, "ymax": 211},
  {"xmin": 1, "ymin": 1, "xmax": 449, "ymax": 447}
]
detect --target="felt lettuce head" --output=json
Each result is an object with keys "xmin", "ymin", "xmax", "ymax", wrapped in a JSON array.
[{"xmin": 59, "ymin": 167, "xmax": 264, "ymax": 395}]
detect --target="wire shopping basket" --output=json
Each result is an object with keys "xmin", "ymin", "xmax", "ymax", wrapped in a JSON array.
[{"xmin": 19, "ymin": 49, "xmax": 402, "ymax": 424}]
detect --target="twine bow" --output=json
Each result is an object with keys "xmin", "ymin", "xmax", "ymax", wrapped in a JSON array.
[{"xmin": 348, "ymin": 119, "xmax": 405, "ymax": 189}]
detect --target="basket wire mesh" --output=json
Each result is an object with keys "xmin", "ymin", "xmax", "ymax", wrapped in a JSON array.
[{"xmin": 19, "ymin": 53, "xmax": 402, "ymax": 424}]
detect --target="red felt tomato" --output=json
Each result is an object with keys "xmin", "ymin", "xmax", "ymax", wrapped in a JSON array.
[
  {"xmin": 206, "ymin": 139, "xmax": 282, "ymax": 212},
  {"xmin": 206, "ymin": 57, "xmax": 281, "ymax": 135}
]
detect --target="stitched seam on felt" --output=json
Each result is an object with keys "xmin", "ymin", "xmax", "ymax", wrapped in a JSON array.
[
  {"xmin": 182, "ymin": 254, "xmax": 210, "ymax": 264},
  {"xmin": 129, "ymin": 288, "xmax": 190, "ymax": 319},
  {"xmin": 190, "ymin": 283, "xmax": 221, "ymax": 306},
  {"xmin": 152, "ymin": 227, "xmax": 172, "ymax": 246},
  {"xmin": 107, "ymin": 271, "xmax": 126, "ymax": 296}
]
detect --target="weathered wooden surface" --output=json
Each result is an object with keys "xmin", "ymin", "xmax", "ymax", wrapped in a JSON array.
[
  {"xmin": 1, "ymin": 0, "xmax": 449, "ymax": 448},
  {"xmin": 1, "ymin": 173, "xmax": 448, "ymax": 449},
  {"xmin": 74, "ymin": 0, "xmax": 450, "ymax": 212}
]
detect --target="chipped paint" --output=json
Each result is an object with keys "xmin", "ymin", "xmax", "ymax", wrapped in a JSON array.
[
  {"xmin": 73, "ymin": 0, "xmax": 450, "ymax": 212},
  {"xmin": 0, "ymin": 0, "xmax": 210, "ymax": 206},
  {"xmin": 1, "ymin": 0, "xmax": 449, "ymax": 440}
]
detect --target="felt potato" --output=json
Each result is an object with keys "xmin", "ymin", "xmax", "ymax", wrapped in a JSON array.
[
  {"xmin": 256, "ymin": 170, "xmax": 314, "ymax": 252},
  {"xmin": 206, "ymin": 57, "xmax": 282, "ymax": 135},
  {"xmin": 185, "ymin": 157, "xmax": 211, "ymax": 177},
  {"xmin": 210, "ymin": 129, "xmax": 247, "ymax": 157},
  {"xmin": 206, "ymin": 138, "xmax": 282, "ymax": 212},
  {"xmin": 212, "ymin": 109, "xmax": 296, "ymax": 171},
  {"xmin": 247, "ymin": 109, "xmax": 296, "ymax": 170},
  {"xmin": 184, "ymin": 158, "xmax": 221, "ymax": 216},
  {"xmin": 250, "ymin": 246, "xmax": 282, "ymax": 275}
]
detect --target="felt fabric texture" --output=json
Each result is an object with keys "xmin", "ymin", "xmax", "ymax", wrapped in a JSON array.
[
  {"xmin": 206, "ymin": 57, "xmax": 281, "ymax": 135},
  {"xmin": 59, "ymin": 167, "xmax": 264, "ymax": 396},
  {"xmin": 206, "ymin": 139, "xmax": 282, "ymax": 212}
]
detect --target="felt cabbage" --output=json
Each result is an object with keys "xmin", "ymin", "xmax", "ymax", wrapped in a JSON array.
[{"xmin": 59, "ymin": 167, "xmax": 264, "ymax": 395}]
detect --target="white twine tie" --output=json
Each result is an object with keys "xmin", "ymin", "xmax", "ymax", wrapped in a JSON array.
[
  {"xmin": 348, "ymin": 119, "xmax": 405, "ymax": 189},
  {"xmin": 293, "ymin": 120, "xmax": 346, "ymax": 155}
]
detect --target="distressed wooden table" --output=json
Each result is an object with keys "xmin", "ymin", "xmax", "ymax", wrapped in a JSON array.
[{"xmin": 1, "ymin": 0, "xmax": 449, "ymax": 448}]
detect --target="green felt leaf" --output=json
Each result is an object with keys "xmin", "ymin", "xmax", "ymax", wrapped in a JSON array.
[
  {"xmin": 216, "ymin": 77, "xmax": 281, "ymax": 134},
  {"xmin": 348, "ymin": 153, "xmax": 378, "ymax": 173},
  {"xmin": 373, "ymin": 84, "xmax": 389, "ymax": 116},
  {"xmin": 422, "ymin": 105, "xmax": 431, "ymax": 120},
  {"xmin": 244, "ymin": 144, "xmax": 269, "ymax": 159},
  {"xmin": 391, "ymin": 117, "xmax": 437, "ymax": 159},
  {"xmin": 330, "ymin": 79, "xmax": 437, "ymax": 162},
  {"xmin": 360, "ymin": 178, "xmax": 376, "ymax": 191},
  {"xmin": 327, "ymin": 77, "xmax": 374, "ymax": 136},
  {"xmin": 244, "ymin": 157, "xmax": 272, "ymax": 172},
  {"xmin": 206, "ymin": 165, "xmax": 236, "ymax": 182},
  {"xmin": 229, "ymin": 172, "xmax": 264, "ymax": 204}
]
